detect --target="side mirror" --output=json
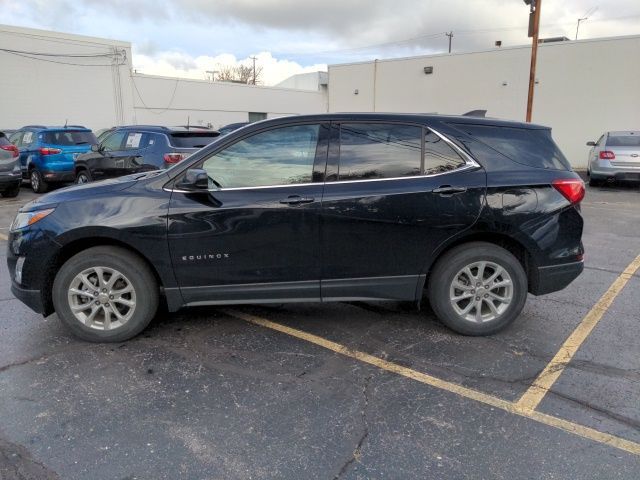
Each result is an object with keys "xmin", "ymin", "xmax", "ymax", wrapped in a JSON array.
[
  {"xmin": 586, "ymin": 141, "xmax": 596, "ymax": 147},
  {"xmin": 91, "ymin": 144, "xmax": 100, "ymax": 152},
  {"xmin": 177, "ymin": 168, "xmax": 209, "ymax": 191}
]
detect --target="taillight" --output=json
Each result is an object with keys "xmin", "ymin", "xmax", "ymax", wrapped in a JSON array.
[
  {"xmin": 39, "ymin": 147, "xmax": 62, "ymax": 155},
  {"xmin": 599, "ymin": 151, "xmax": 615, "ymax": 160},
  {"xmin": 163, "ymin": 153, "xmax": 186, "ymax": 164},
  {"xmin": 553, "ymin": 179, "xmax": 585, "ymax": 204},
  {"xmin": 0, "ymin": 144, "xmax": 19, "ymax": 158}
]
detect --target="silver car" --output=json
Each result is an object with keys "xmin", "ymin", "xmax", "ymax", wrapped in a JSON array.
[
  {"xmin": 0, "ymin": 131, "xmax": 22, "ymax": 198},
  {"xmin": 586, "ymin": 131, "xmax": 640, "ymax": 186}
]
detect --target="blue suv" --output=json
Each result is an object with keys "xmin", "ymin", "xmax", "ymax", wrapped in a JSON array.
[{"xmin": 9, "ymin": 126, "xmax": 97, "ymax": 193}]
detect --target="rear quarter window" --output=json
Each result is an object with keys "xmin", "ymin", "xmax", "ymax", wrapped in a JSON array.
[
  {"xmin": 170, "ymin": 133, "xmax": 220, "ymax": 148},
  {"xmin": 453, "ymin": 124, "xmax": 571, "ymax": 170}
]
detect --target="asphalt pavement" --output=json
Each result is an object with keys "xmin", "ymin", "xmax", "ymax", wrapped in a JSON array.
[{"xmin": 0, "ymin": 182, "xmax": 639, "ymax": 480}]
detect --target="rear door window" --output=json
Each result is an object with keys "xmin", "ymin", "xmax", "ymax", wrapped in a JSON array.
[
  {"xmin": 43, "ymin": 131, "xmax": 97, "ymax": 146},
  {"xmin": 454, "ymin": 124, "xmax": 570, "ymax": 170},
  {"xmin": 338, "ymin": 123, "xmax": 422, "ymax": 180},
  {"xmin": 170, "ymin": 132, "xmax": 219, "ymax": 149}
]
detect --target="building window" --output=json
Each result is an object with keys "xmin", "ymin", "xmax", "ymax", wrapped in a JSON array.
[{"xmin": 248, "ymin": 112, "xmax": 267, "ymax": 123}]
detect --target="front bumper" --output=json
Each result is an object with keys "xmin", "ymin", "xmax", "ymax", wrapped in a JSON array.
[
  {"xmin": 529, "ymin": 261, "xmax": 584, "ymax": 296},
  {"xmin": 10, "ymin": 282, "xmax": 45, "ymax": 314}
]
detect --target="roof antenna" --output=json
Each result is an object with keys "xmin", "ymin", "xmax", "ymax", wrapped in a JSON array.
[{"xmin": 64, "ymin": 119, "xmax": 68, "ymax": 128}]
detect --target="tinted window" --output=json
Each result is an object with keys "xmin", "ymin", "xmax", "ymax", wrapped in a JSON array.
[
  {"xmin": 170, "ymin": 132, "xmax": 219, "ymax": 148},
  {"xmin": 101, "ymin": 131, "xmax": 126, "ymax": 151},
  {"xmin": 0, "ymin": 134, "xmax": 10, "ymax": 146},
  {"xmin": 607, "ymin": 135, "xmax": 640, "ymax": 147},
  {"xmin": 457, "ymin": 124, "xmax": 570, "ymax": 170},
  {"xmin": 201, "ymin": 124, "xmax": 320, "ymax": 188},
  {"xmin": 43, "ymin": 130, "xmax": 97, "ymax": 146},
  {"xmin": 339, "ymin": 123, "xmax": 421, "ymax": 180},
  {"xmin": 424, "ymin": 130, "xmax": 466, "ymax": 174}
]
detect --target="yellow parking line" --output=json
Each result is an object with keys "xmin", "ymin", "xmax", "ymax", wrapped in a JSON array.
[
  {"xmin": 223, "ymin": 308, "xmax": 640, "ymax": 457},
  {"xmin": 0, "ymin": 232, "xmax": 7, "ymax": 241},
  {"xmin": 516, "ymin": 254, "xmax": 640, "ymax": 413}
]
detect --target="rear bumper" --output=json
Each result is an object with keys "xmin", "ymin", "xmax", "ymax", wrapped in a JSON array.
[
  {"xmin": 41, "ymin": 170, "xmax": 75, "ymax": 183},
  {"xmin": 591, "ymin": 163, "xmax": 640, "ymax": 181},
  {"xmin": 0, "ymin": 173, "xmax": 21, "ymax": 189},
  {"xmin": 529, "ymin": 261, "xmax": 584, "ymax": 296}
]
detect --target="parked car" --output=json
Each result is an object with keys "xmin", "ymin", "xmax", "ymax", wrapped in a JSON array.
[
  {"xmin": 217, "ymin": 122, "xmax": 250, "ymax": 136},
  {"xmin": 7, "ymin": 113, "xmax": 585, "ymax": 342},
  {"xmin": 0, "ymin": 131, "xmax": 22, "ymax": 198},
  {"xmin": 9, "ymin": 125, "xmax": 97, "ymax": 193},
  {"xmin": 586, "ymin": 131, "xmax": 640, "ymax": 185},
  {"xmin": 74, "ymin": 126, "xmax": 220, "ymax": 183}
]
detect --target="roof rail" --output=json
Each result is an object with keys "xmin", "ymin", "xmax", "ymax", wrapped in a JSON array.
[
  {"xmin": 21, "ymin": 125, "xmax": 47, "ymax": 129},
  {"xmin": 66, "ymin": 125, "xmax": 87, "ymax": 128}
]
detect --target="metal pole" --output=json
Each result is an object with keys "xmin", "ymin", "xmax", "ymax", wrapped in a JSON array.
[
  {"xmin": 446, "ymin": 32, "xmax": 453, "ymax": 53},
  {"xmin": 526, "ymin": 0, "xmax": 541, "ymax": 123},
  {"xmin": 250, "ymin": 56, "xmax": 257, "ymax": 85}
]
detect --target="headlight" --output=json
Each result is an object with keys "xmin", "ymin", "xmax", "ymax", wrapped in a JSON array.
[{"xmin": 10, "ymin": 208, "xmax": 55, "ymax": 232}]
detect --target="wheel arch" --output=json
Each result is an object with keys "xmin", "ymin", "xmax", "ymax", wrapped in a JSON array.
[
  {"xmin": 422, "ymin": 232, "xmax": 537, "ymax": 298},
  {"xmin": 42, "ymin": 235, "xmax": 181, "ymax": 315}
]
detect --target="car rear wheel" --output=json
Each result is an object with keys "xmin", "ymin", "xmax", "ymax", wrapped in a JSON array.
[
  {"xmin": 1, "ymin": 183, "xmax": 20, "ymax": 198},
  {"xmin": 52, "ymin": 246, "xmax": 159, "ymax": 342},
  {"xmin": 428, "ymin": 242, "xmax": 527, "ymax": 335},
  {"xmin": 30, "ymin": 169, "xmax": 48, "ymax": 193},
  {"xmin": 75, "ymin": 170, "xmax": 92, "ymax": 184}
]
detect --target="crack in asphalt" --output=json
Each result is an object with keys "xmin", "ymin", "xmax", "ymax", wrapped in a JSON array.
[
  {"xmin": 333, "ymin": 375, "xmax": 371, "ymax": 480},
  {"xmin": 0, "ymin": 436, "xmax": 60, "ymax": 480}
]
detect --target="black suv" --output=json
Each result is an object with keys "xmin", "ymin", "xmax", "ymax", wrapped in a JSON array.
[
  {"xmin": 74, "ymin": 126, "xmax": 220, "ymax": 183},
  {"xmin": 7, "ymin": 114, "xmax": 584, "ymax": 342}
]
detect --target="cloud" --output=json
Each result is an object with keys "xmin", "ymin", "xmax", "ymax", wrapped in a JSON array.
[{"xmin": 132, "ymin": 50, "xmax": 327, "ymax": 86}]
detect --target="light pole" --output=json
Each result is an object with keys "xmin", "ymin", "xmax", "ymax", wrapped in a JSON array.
[
  {"xmin": 575, "ymin": 7, "xmax": 598, "ymax": 40},
  {"xmin": 524, "ymin": 0, "xmax": 541, "ymax": 123}
]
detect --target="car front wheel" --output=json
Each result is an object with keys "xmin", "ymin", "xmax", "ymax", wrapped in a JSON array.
[
  {"xmin": 428, "ymin": 242, "xmax": 527, "ymax": 335},
  {"xmin": 52, "ymin": 246, "xmax": 159, "ymax": 342}
]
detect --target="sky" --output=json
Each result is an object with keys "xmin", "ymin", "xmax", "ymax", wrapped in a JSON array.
[{"xmin": 1, "ymin": 0, "xmax": 639, "ymax": 85}]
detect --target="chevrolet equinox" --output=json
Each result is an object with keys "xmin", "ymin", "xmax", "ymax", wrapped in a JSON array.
[{"xmin": 7, "ymin": 114, "xmax": 585, "ymax": 342}]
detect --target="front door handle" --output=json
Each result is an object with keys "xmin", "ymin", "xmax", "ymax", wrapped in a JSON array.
[
  {"xmin": 279, "ymin": 195, "xmax": 315, "ymax": 205},
  {"xmin": 433, "ymin": 185, "xmax": 468, "ymax": 195}
]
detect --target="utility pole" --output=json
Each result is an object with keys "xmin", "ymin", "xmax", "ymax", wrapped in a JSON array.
[
  {"xmin": 446, "ymin": 31, "xmax": 454, "ymax": 53},
  {"xmin": 250, "ymin": 56, "xmax": 257, "ymax": 85},
  {"xmin": 575, "ymin": 7, "xmax": 598, "ymax": 40},
  {"xmin": 525, "ymin": 0, "xmax": 541, "ymax": 123}
]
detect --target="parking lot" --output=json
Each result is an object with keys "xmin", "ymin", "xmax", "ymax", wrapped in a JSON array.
[{"xmin": 0, "ymin": 182, "xmax": 639, "ymax": 480}]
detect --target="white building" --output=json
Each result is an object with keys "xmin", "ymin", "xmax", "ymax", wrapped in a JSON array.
[
  {"xmin": 328, "ymin": 35, "xmax": 640, "ymax": 169},
  {"xmin": 0, "ymin": 24, "xmax": 327, "ymax": 132}
]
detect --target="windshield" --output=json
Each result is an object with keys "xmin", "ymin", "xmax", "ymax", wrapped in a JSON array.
[{"xmin": 607, "ymin": 135, "xmax": 640, "ymax": 147}]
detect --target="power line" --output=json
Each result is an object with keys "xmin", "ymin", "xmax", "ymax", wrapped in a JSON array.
[{"xmin": 131, "ymin": 76, "xmax": 179, "ymax": 114}]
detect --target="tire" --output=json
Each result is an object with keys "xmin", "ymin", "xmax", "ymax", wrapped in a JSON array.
[
  {"xmin": 428, "ymin": 242, "xmax": 528, "ymax": 336},
  {"xmin": 1, "ymin": 183, "xmax": 20, "ymax": 198},
  {"xmin": 588, "ymin": 176, "xmax": 602, "ymax": 187},
  {"xmin": 52, "ymin": 246, "xmax": 159, "ymax": 342},
  {"xmin": 30, "ymin": 169, "xmax": 49, "ymax": 193},
  {"xmin": 75, "ymin": 169, "xmax": 92, "ymax": 184}
]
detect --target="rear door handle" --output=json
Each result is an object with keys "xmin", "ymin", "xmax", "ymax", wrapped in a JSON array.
[
  {"xmin": 433, "ymin": 185, "xmax": 468, "ymax": 195},
  {"xmin": 279, "ymin": 195, "xmax": 315, "ymax": 205}
]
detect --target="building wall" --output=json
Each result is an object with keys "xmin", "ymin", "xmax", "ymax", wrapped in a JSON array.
[
  {"xmin": 0, "ymin": 24, "xmax": 327, "ymax": 133},
  {"xmin": 328, "ymin": 36, "xmax": 640, "ymax": 168},
  {"xmin": 0, "ymin": 24, "xmax": 134, "ymax": 130},
  {"xmin": 131, "ymin": 74, "xmax": 327, "ymax": 129}
]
